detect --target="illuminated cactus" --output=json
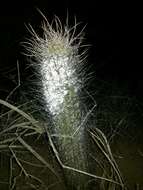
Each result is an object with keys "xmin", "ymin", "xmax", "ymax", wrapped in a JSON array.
[{"xmin": 24, "ymin": 15, "xmax": 90, "ymax": 189}]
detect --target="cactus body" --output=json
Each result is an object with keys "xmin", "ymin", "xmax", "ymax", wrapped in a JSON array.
[{"xmin": 25, "ymin": 16, "xmax": 89, "ymax": 189}]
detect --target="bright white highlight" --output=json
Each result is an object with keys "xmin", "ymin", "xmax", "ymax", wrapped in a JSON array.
[{"xmin": 41, "ymin": 55, "xmax": 78, "ymax": 115}]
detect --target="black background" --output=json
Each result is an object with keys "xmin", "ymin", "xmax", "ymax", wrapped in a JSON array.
[{"xmin": 0, "ymin": 0, "xmax": 141, "ymax": 98}]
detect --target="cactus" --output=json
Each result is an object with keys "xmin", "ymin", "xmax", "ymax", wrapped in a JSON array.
[{"xmin": 24, "ymin": 15, "xmax": 91, "ymax": 189}]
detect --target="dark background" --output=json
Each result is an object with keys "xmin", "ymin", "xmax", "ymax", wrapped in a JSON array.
[{"xmin": 0, "ymin": 0, "xmax": 141, "ymax": 99}]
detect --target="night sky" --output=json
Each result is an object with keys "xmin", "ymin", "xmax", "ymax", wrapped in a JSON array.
[{"xmin": 0, "ymin": 0, "xmax": 140, "ymax": 99}]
